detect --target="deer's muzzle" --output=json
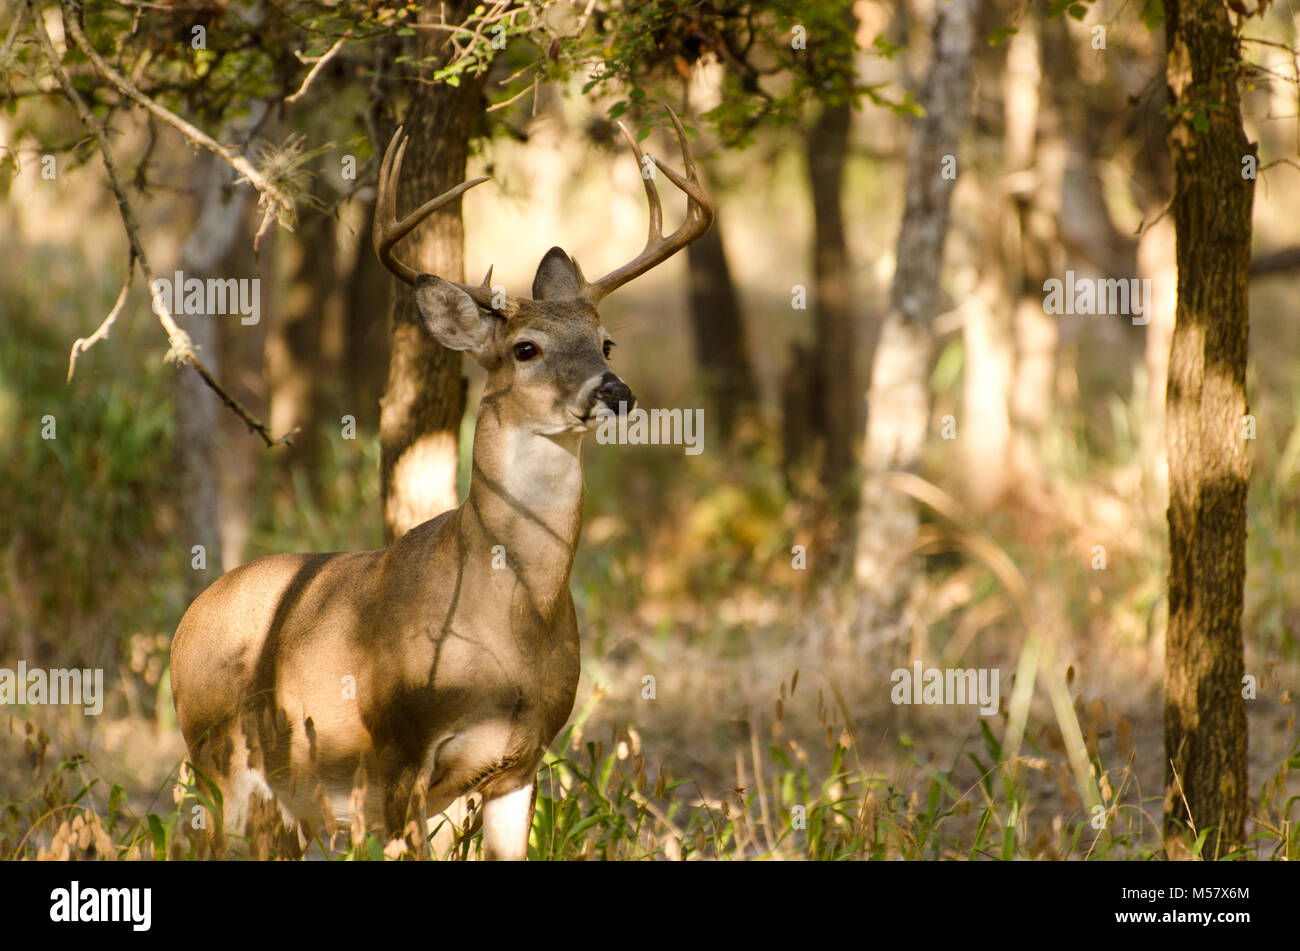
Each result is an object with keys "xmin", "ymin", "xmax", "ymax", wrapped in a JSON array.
[{"xmin": 593, "ymin": 372, "xmax": 636, "ymax": 415}]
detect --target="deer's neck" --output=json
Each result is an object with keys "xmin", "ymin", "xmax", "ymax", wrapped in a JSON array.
[{"xmin": 463, "ymin": 413, "xmax": 585, "ymax": 619}]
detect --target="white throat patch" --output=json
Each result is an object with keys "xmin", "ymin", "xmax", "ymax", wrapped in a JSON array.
[{"xmin": 501, "ymin": 427, "xmax": 583, "ymax": 511}]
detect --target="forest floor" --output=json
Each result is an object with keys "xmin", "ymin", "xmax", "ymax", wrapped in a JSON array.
[{"xmin": 4, "ymin": 588, "xmax": 1295, "ymax": 859}]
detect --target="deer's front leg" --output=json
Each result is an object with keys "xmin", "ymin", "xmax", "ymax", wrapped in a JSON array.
[{"xmin": 482, "ymin": 782, "xmax": 535, "ymax": 861}]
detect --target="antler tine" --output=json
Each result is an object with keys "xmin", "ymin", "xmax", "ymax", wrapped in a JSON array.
[
  {"xmin": 616, "ymin": 121, "xmax": 664, "ymax": 249},
  {"xmin": 373, "ymin": 127, "xmax": 415, "ymax": 284},
  {"xmin": 373, "ymin": 127, "xmax": 497, "ymax": 309},
  {"xmin": 655, "ymin": 107, "xmax": 712, "ymax": 221},
  {"xmin": 581, "ymin": 104, "xmax": 715, "ymax": 306}
]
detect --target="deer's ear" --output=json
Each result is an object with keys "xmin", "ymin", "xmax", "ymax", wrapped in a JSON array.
[
  {"xmin": 532, "ymin": 246, "xmax": 583, "ymax": 300},
  {"xmin": 414, "ymin": 276, "xmax": 493, "ymax": 353}
]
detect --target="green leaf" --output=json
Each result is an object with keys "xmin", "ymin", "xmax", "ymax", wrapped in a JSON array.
[
  {"xmin": 1141, "ymin": 0, "xmax": 1165, "ymax": 31},
  {"xmin": 988, "ymin": 27, "xmax": 1018, "ymax": 45},
  {"xmin": 561, "ymin": 814, "xmax": 605, "ymax": 846},
  {"xmin": 147, "ymin": 814, "xmax": 167, "ymax": 854},
  {"xmin": 108, "ymin": 784, "xmax": 125, "ymax": 831},
  {"xmin": 967, "ymin": 753, "xmax": 994, "ymax": 798},
  {"xmin": 979, "ymin": 719, "xmax": 1004, "ymax": 762},
  {"xmin": 930, "ymin": 339, "xmax": 964, "ymax": 392},
  {"xmin": 1192, "ymin": 109, "xmax": 1209, "ymax": 132},
  {"xmin": 970, "ymin": 806, "xmax": 993, "ymax": 858},
  {"xmin": 893, "ymin": 90, "xmax": 925, "ymax": 118},
  {"xmin": 1192, "ymin": 826, "xmax": 1212, "ymax": 856},
  {"xmin": 926, "ymin": 777, "xmax": 942, "ymax": 817},
  {"xmin": 872, "ymin": 34, "xmax": 904, "ymax": 60},
  {"xmin": 1068, "ymin": 3, "xmax": 1088, "ymax": 19}
]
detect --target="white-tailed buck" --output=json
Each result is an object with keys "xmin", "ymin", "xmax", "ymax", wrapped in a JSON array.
[{"xmin": 170, "ymin": 107, "xmax": 713, "ymax": 860}]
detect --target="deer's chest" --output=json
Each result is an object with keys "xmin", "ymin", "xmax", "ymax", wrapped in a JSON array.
[{"xmin": 389, "ymin": 600, "xmax": 580, "ymax": 796}]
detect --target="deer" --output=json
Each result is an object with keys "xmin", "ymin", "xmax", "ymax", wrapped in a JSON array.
[{"xmin": 169, "ymin": 106, "xmax": 713, "ymax": 860}]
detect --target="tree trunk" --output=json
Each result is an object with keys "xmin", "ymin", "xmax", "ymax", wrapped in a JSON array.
[
  {"xmin": 961, "ymin": 274, "xmax": 1014, "ymax": 512},
  {"xmin": 1003, "ymin": 18, "xmax": 1058, "ymax": 489},
  {"xmin": 173, "ymin": 152, "xmax": 249, "ymax": 595},
  {"xmin": 960, "ymin": 18, "xmax": 1019, "ymax": 513},
  {"xmin": 215, "ymin": 221, "xmax": 269, "ymax": 571},
  {"xmin": 1130, "ymin": 50, "xmax": 1178, "ymax": 517},
  {"xmin": 378, "ymin": 1, "xmax": 486, "ymax": 542},
  {"xmin": 807, "ymin": 98, "xmax": 855, "ymax": 501},
  {"xmin": 854, "ymin": 0, "xmax": 977, "ymax": 651},
  {"xmin": 267, "ymin": 198, "xmax": 337, "ymax": 485},
  {"xmin": 1138, "ymin": 215, "xmax": 1176, "ymax": 507},
  {"xmin": 1162, "ymin": 0, "xmax": 1253, "ymax": 857},
  {"xmin": 342, "ymin": 194, "xmax": 391, "ymax": 435},
  {"xmin": 686, "ymin": 215, "xmax": 757, "ymax": 443},
  {"xmin": 780, "ymin": 341, "xmax": 818, "ymax": 491}
]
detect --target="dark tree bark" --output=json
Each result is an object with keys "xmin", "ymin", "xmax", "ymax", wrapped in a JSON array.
[
  {"xmin": 342, "ymin": 194, "xmax": 392, "ymax": 434},
  {"xmin": 686, "ymin": 215, "xmax": 757, "ymax": 444},
  {"xmin": 855, "ymin": 0, "xmax": 976, "ymax": 649},
  {"xmin": 1162, "ymin": 0, "xmax": 1253, "ymax": 857},
  {"xmin": 806, "ymin": 97, "xmax": 855, "ymax": 499},
  {"xmin": 1248, "ymin": 245, "xmax": 1300, "ymax": 277},
  {"xmin": 267, "ymin": 201, "xmax": 336, "ymax": 484},
  {"xmin": 378, "ymin": 1, "xmax": 487, "ymax": 542},
  {"xmin": 215, "ymin": 227, "xmax": 269, "ymax": 570},
  {"xmin": 780, "ymin": 341, "xmax": 818, "ymax": 491}
]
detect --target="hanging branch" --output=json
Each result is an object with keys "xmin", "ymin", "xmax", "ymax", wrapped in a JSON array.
[
  {"xmin": 57, "ymin": 0, "xmax": 295, "ymax": 241},
  {"xmin": 67, "ymin": 249, "xmax": 134, "ymax": 383},
  {"xmin": 30, "ymin": 0, "xmax": 293, "ymax": 448},
  {"xmin": 286, "ymin": 32, "xmax": 351, "ymax": 103}
]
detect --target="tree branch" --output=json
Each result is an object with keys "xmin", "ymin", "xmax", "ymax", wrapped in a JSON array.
[
  {"xmin": 30, "ymin": 0, "xmax": 292, "ymax": 448},
  {"xmin": 67, "ymin": 251, "xmax": 134, "ymax": 383},
  {"xmin": 58, "ymin": 0, "xmax": 294, "ymax": 238},
  {"xmin": 286, "ymin": 32, "xmax": 350, "ymax": 103},
  {"xmin": 1249, "ymin": 244, "xmax": 1300, "ymax": 278}
]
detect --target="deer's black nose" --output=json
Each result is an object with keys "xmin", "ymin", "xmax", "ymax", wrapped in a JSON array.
[{"xmin": 595, "ymin": 373, "xmax": 635, "ymax": 414}]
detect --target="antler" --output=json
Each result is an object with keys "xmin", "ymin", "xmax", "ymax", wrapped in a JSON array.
[
  {"xmin": 579, "ymin": 104, "xmax": 715, "ymax": 306},
  {"xmin": 373, "ymin": 126, "xmax": 499, "ymax": 309}
]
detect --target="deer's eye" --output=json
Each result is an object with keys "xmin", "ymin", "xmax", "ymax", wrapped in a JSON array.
[
  {"xmin": 603, "ymin": 340, "xmax": 615, "ymax": 359},
  {"xmin": 513, "ymin": 341, "xmax": 540, "ymax": 361}
]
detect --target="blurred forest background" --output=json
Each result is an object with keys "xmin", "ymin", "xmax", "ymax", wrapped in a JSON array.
[{"xmin": 0, "ymin": 0, "xmax": 1298, "ymax": 860}]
